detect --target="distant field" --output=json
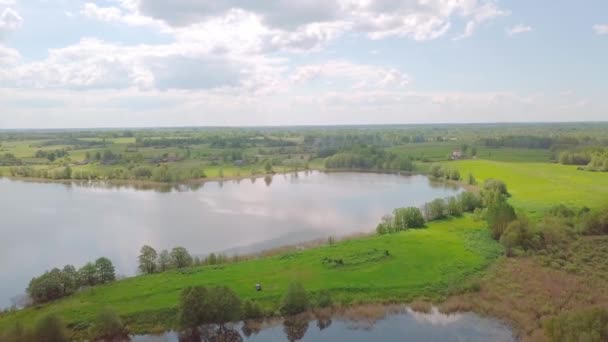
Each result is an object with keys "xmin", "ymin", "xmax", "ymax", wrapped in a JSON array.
[
  {"xmin": 0, "ymin": 216, "xmax": 501, "ymax": 335},
  {"xmin": 446, "ymin": 160, "xmax": 608, "ymax": 215},
  {"xmin": 389, "ymin": 143, "xmax": 553, "ymax": 163}
]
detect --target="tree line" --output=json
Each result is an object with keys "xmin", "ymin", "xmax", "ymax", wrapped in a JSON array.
[
  {"xmin": 376, "ymin": 191, "xmax": 484, "ymax": 235},
  {"xmin": 26, "ymin": 257, "xmax": 116, "ymax": 305}
]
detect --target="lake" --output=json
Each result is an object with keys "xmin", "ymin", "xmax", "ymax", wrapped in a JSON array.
[
  {"xmin": 132, "ymin": 306, "xmax": 515, "ymax": 341},
  {"xmin": 0, "ymin": 171, "xmax": 461, "ymax": 307}
]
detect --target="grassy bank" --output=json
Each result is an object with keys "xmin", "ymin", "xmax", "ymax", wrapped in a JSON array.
[{"xmin": 0, "ymin": 216, "xmax": 502, "ymax": 336}]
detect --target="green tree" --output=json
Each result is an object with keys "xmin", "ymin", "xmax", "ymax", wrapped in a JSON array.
[
  {"xmin": 90, "ymin": 307, "xmax": 128, "ymax": 341},
  {"xmin": 281, "ymin": 282, "xmax": 309, "ymax": 316},
  {"xmin": 467, "ymin": 173, "xmax": 477, "ymax": 185},
  {"xmin": 95, "ymin": 257, "xmax": 116, "ymax": 283},
  {"xmin": 393, "ymin": 207, "xmax": 425, "ymax": 230},
  {"xmin": 178, "ymin": 286, "xmax": 208, "ymax": 329},
  {"xmin": 242, "ymin": 300, "xmax": 264, "ymax": 320},
  {"xmin": 446, "ymin": 196, "xmax": 463, "ymax": 216},
  {"xmin": 486, "ymin": 198, "xmax": 517, "ymax": 240},
  {"xmin": 204, "ymin": 286, "xmax": 242, "ymax": 325},
  {"xmin": 170, "ymin": 247, "xmax": 193, "ymax": 268},
  {"xmin": 424, "ymin": 198, "xmax": 447, "ymax": 221},
  {"xmin": 450, "ymin": 169, "xmax": 460, "ymax": 181},
  {"xmin": 34, "ymin": 314, "xmax": 67, "ymax": 342},
  {"xmin": 264, "ymin": 160, "xmax": 273, "ymax": 173},
  {"xmin": 138, "ymin": 245, "xmax": 158, "ymax": 274},
  {"xmin": 79, "ymin": 262, "xmax": 98, "ymax": 286},
  {"xmin": 61, "ymin": 265, "xmax": 78, "ymax": 295},
  {"xmin": 157, "ymin": 249, "xmax": 171, "ymax": 272},
  {"xmin": 458, "ymin": 192, "xmax": 483, "ymax": 212}
]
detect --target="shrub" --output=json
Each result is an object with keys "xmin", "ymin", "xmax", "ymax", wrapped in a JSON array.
[
  {"xmin": 446, "ymin": 197, "xmax": 463, "ymax": 217},
  {"xmin": 393, "ymin": 207, "xmax": 425, "ymax": 230},
  {"xmin": 316, "ymin": 290, "xmax": 333, "ymax": 308},
  {"xmin": 467, "ymin": 173, "xmax": 477, "ymax": 185},
  {"xmin": 242, "ymin": 300, "xmax": 264, "ymax": 320},
  {"xmin": 90, "ymin": 308, "xmax": 128, "ymax": 341},
  {"xmin": 178, "ymin": 286, "xmax": 207, "ymax": 329},
  {"xmin": 482, "ymin": 179, "xmax": 510, "ymax": 198},
  {"xmin": 544, "ymin": 307, "xmax": 608, "ymax": 342},
  {"xmin": 376, "ymin": 214, "xmax": 394, "ymax": 235},
  {"xmin": 458, "ymin": 192, "xmax": 483, "ymax": 212},
  {"xmin": 2, "ymin": 322, "xmax": 32, "ymax": 342},
  {"xmin": 450, "ymin": 169, "xmax": 460, "ymax": 181},
  {"xmin": 581, "ymin": 207, "xmax": 608, "ymax": 235},
  {"xmin": 424, "ymin": 198, "xmax": 447, "ymax": 221},
  {"xmin": 500, "ymin": 218, "xmax": 539, "ymax": 256},
  {"xmin": 34, "ymin": 314, "xmax": 68, "ymax": 342},
  {"xmin": 203, "ymin": 286, "xmax": 242, "ymax": 325},
  {"xmin": 281, "ymin": 283, "xmax": 310, "ymax": 316},
  {"xmin": 486, "ymin": 197, "xmax": 517, "ymax": 240}
]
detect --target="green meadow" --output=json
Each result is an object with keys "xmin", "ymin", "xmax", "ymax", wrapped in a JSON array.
[
  {"xmin": 445, "ymin": 160, "xmax": 608, "ymax": 215},
  {"xmin": 0, "ymin": 217, "xmax": 501, "ymax": 335}
]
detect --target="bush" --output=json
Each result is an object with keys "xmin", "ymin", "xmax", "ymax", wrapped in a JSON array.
[
  {"xmin": 2, "ymin": 322, "xmax": 32, "ymax": 342},
  {"xmin": 450, "ymin": 169, "xmax": 460, "ymax": 181},
  {"xmin": 281, "ymin": 283, "xmax": 310, "ymax": 316},
  {"xmin": 581, "ymin": 207, "xmax": 608, "ymax": 235},
  {"xmin": 544, "ymin": 307, "xmax": 608, "ymax": 342},
  {"xmin": 204, "ymin": 286, "xmax": 242, "ymax": 325},
  {"xmin": 482, "ymin": 179, "xmax": 510, "ymax": 198},
  {"xmin": 242, "ymin": 300, "xmax": 264, "ymax": 320},
  {"xmin": 446, "ymin": 196, "xmax": 463, "ymax": 217},
  {"xmin": 34, "ymin": 314, "xmax": 68, "ymax": 342},
  {"xmin": 500, "ymin": 218, "xmax": 539, "ymax": 256},
  {"xmin": 178, "ymin": 286, "xmax": 208, "ymax": 329},
  {"xmin": 486, "ymin": 197, "xmax": 517, "ymax": 240},
  {"xmin": 424, "ymin": 198, "xmax": 447, "ymax": 221},
  {"xmin": 316, "ymin": 290, "xmax": 333, "ymax": 308},
  {"xmin": 458, "ymin": 192, "xmax": 483, "ymax": 212},
  {"xmin": 90, "ymin": 308, "xmax": 128, "ymax": 341},
  {"xmin": 393, "ymin": 207, "xmax": 425, "ymax": 230}
]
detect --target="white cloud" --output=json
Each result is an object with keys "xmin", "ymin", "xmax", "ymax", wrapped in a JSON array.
[
  {"xmin": 88, "ymin": 0, "xmax": 509, "ymax": 49},
  {"xmin": 593, "ymin": 24, "xmax": 608, "ymax": 35},
  {"xmin": 82, "ymin": 3, "xmax": 123, "ymax": 22},
  {"xmin": 0, "ymin": 43, "xmax": 19, "ymax": 64},
  {"xmin": 506, "ymin": 24, "xmax": 532, "ymax": 36},
  {"xmin": 0, "ymin": 7, "xmax": 22, "ymax": 39}
]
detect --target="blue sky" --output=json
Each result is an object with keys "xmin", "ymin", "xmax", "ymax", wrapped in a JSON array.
[{"xmin": 0, "ymin": 0, "xmax": 606, "ymax": 128}]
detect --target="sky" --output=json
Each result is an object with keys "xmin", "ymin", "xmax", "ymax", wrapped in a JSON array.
[{"xmin": 0, "ymin": 0, "xmax": 606, "ymax": 128}]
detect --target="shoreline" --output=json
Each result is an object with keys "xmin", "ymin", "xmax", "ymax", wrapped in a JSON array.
[{"xmin": 0, "ymin": 168, "xmax": 475, "ymax": 192}]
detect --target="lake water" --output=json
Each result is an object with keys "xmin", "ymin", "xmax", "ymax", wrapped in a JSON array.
[
  {"xmin": 0, "ymin": 172, "xmax": 461, "ymax": 307},
  {"xmin": 132, "ymin": 307, "xmax": 515, "ymax": 341}
]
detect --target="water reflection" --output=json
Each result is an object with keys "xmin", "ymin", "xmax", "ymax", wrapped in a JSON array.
[
  {"xmin": 132, "ymin": 306, "xmax": 514, "ymax": 342},
  {"xmin": 0, "ymin": 172, "xmax": 461, "ymax": 307}
]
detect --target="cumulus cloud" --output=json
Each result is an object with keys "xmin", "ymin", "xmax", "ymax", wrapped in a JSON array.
[
  {"xmin": 95, "ymin": 0, "xmax": 508, "ymax": 48},
  {"xmin": 506, "ymin": 24, "xmax": 532, "ymax": 36},
  {"xmin": 0, "ymin": 7, "xmax": 22, "ymax": 39},
  {"xmin": 290, "ymin": 61, "xmax": 410, "ymax": 89},
  {"xmin": 0, "ymin": 43, "xmax": 19, "ymax": 64},
  {"xmin": 593, "ymin": 24, "xmax": 608, "ymax": 35}
]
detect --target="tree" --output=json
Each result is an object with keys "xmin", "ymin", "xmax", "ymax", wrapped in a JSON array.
[
  {"xmin": 95, "ymin": 257, "xmax": 116, "ymax": 283},
  {"xmin": 242, "ymin": 300, "xmax": 264, "ymax": 320},
  {"xmin": 61, "ymin": 265, "xmax": 78, "ymax": 295},
  {"xmin": 34, "ymin": 314, "xmax": 67, "ymax": 342},
  {"xmin": 79, "ymin": 262, "xmax": 98, "ymax": 286},
  {"xmin": 458, "ymin": 192, "xmax": 483, "ymax": 212},
  {"xmin": 467, "ymin": 173, "xmax": 477, "ymax": 185},
  {"xmin": 27, "ymin": 268, "xmax": 64, "ymax": 304},
  {"xmin": 264, "ymin": 160, "xmax": 273, "ymax": 173},
  {"xmin": 393, "ymin": 207, "xmax": 425, "ymax": 230},
  {"xmin": 178, "ymin": 286, "xmax": 207, "ymax": 329},
  {"xmin": 486, "ymin": 198, "xmax": 517, "ymax": 240},
  {"xmin": 450, "ymin": 169, "xmax": 460, "ymax": 181},
  {"xmin": 157, "ymin": 249, "xmax": 171, "ymax": 272},
  {"xmin": 204, "ymin": 286, "xmax": 242, "ymax": 325},
  {"xmin": 91, "ymin": 307, "xmax": 128, "ymax": 341},
  {"xmin": 424, "ymin": 198, "xmax": 447, "ymax": 221},
  {"xmin": 138, "ymin": 245, "xmax": 158, "ymax": 274},
  {"xmin": 170, "ymin": 247, "xmax": 193, "ymax": 268},
  {"xmin": 446, "ymin": 196, "xmax": 463, "ymax": 217},
  {"xmin": 376, "ymin": 214, "xmax": 394, "ymax": 234},
  {"xmin": 281, "ymin": 283, "xmax": 309, "ymax": 316}
]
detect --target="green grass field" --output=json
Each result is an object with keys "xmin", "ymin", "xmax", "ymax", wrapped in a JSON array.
[
  {"xmin": 445, "ymin": 160, "xmax": 608, "ymax": 216},
  {"xmin": 0, "ymin": 217, "xmax": 501, "ymax": 335}
]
